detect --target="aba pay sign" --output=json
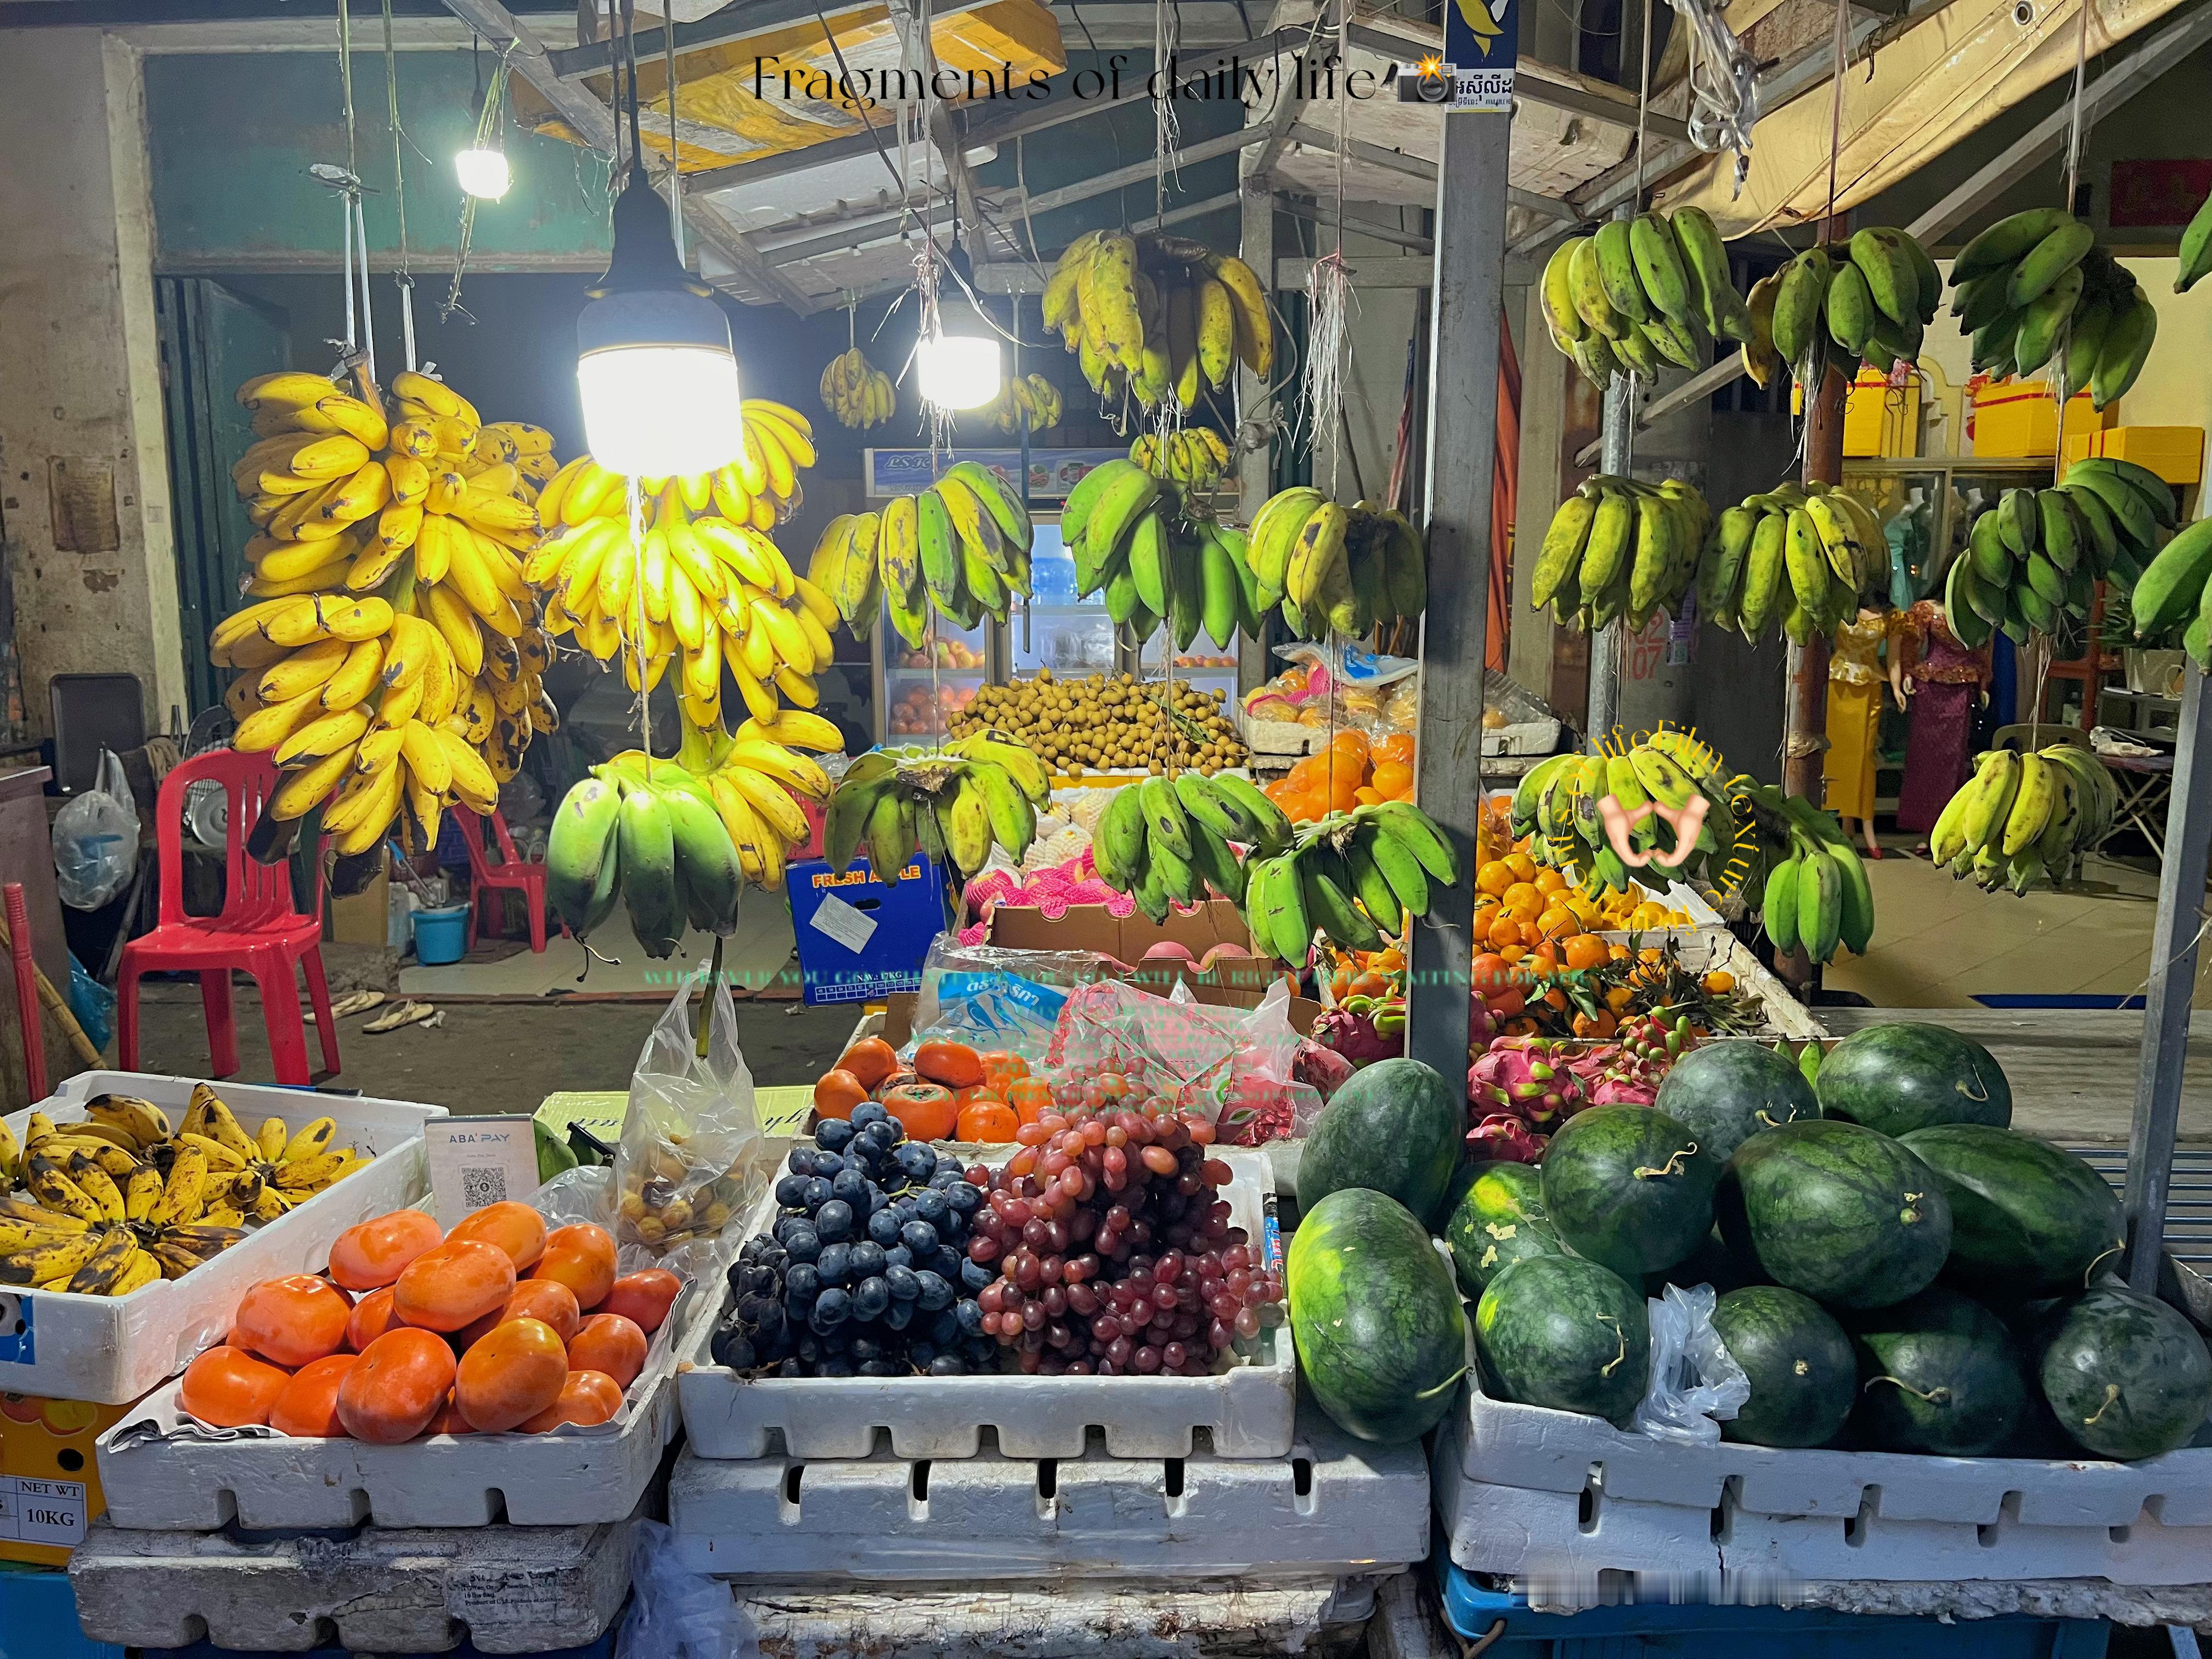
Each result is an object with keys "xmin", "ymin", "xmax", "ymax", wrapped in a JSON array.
[{"xmin": 1429, "ymin": 0, "xmax": 1517, "ymax": 112}]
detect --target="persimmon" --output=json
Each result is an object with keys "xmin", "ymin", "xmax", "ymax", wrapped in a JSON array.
[
  {"xmin": 446, "ymin": 1201, "xmax": 548, "ymax": 1272},
  {"xmin": 232, "ymin": 1274, "xmax": 352, "ymax": 1369},
  {"xmin": 392, "ymin": 1239, "xmax": 517, "ymax": 1334},
  {"xmin": 455, "ymin": 1317, "xmax": 571, "ymax": 1433},
  {"xmin": 978, "ymin": 1051, "xmax": 1029, "ymax": 1093},
  {"xmin": 835, "ymin": 1036, "xmax": 899, "ymax": 1088},
  {"xmin": 870, "ymin": 1068, "xmax": 918, "ymax": 1102},
  {"xmin": 812, "ymin": 1069, "xmax": 868, "ymax": 1120},
  {"xmin": 531, "ymin": 1224, "xmax": 617, "ymax": 1310},
  {"xmin": 568, "ymin": 1312, "xmax": 648, "ymax": 1389},
  {"xmin": 456, "ymin": 1278, "xmax": 582, "ymax": 1351},
  {"xmin": 881, "ymin": 1082, "xmax": 957, "ymax": 1141},
  {"xmin": 328, "ymin": 1209, "xmax": 443, "ymax": 1293},
  {"xmin": 520, "ymin": 1369, "xmax": 623, "ymax": 1431},
  {"xmin": 599, "ymin": 1269, "xmax": 682, "ymax": 1335},
  {"xmin": 268, "ymin": 1353, "xmax": 359, "ymax": 1438},
  {"xmin": 337, "ymin": 1327, "xmax": 457, "ymax": 1444},
  {"xmin": 427, "ymin": 1390, "xmax": 477, "ymax": 1435},
  {"xmin": 346, "ymin": 1286, "xmax": 400, "ymax": 1352},
  {"xmin": 179, "ymin": 1346, "xmax": 290, "ymax": 1429},
  {"xmin": 1005, "ymin": 1076, "xmax": 1054, "ymax": 1126},
  {"xmin": 955, "ymin": 1098, "xmax": 1019, "ymax": 1143},
  {"xmin": 912, "ymin": 1040, "xmax": 984, "ymax": 1089}
]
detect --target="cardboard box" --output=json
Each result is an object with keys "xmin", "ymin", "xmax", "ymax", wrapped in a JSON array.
[
  {"xmin": 2063, "ymin": 424, "xmax": 2205, "ymax": 485},
  {"xmin": 1843, "ymin": 366, "xmax": 1922, "ymax": 458},
  {"xmin": 1971, "ymin": 381, "xmax": 2111, "ymax": 457},
  {"xmin": 0, "ymin": 1394, "xmax": 129, "ymax": 1564},
  {"xmin": 988, "ymin": 898, "xmax": 1288, "ymax": 1007},
  {"xmin": 327, "ymin": 865, "xmax": 390, "ymax": 946}
]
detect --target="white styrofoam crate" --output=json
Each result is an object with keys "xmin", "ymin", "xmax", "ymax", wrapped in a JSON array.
[
  {"xmin": 92, "ymin": 1276, "xmax": 706, "ymax": 1531},
  {"xmin": 1435, "ymin": 1380, "xmax": 2212, "ymax": 1585},
  {"xmin": 0, "ymin": 1071, "xmax": 447, "ymax": 1403},
  {"xmin": 678, "ymin": 1147, "xmax": 1296, "ymax": 1460},
  {"xmin": 665, "ymin": 1401, "xmax": 1427, "ymax": 1581}
]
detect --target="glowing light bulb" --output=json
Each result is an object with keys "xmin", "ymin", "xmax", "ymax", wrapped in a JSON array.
[{"xmin": 454, "ymin": 146, "xmax": 511, "ymax": 201}]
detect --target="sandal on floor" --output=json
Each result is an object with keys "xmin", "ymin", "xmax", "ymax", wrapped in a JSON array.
[
  {"xmin": 364, "ymin": 1000, "xmax": 436, "ymax": 1034},
  {"xmin": 330, "ymin": 990, "xmax": 386, "ymax": 1018}
]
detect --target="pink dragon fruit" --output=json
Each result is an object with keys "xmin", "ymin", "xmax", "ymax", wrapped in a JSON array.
[
  {"xmin": 1567, "ymin": 1012, "xmax": 1695, "ymax": 1107},
  {"xmin": 1292, "ymin": 1037, "xmax": 1357, "ymax": 1101},
  {"xmin": 1468, "ymin": 1113, "xmax": 1544, "ymax": 1163},
  {"xmin": 1468, "ymin": 1035, "xmax": 1587, "ymax": 1133},
  {"xmin": 1468, "ymin": 995, "xmax": 1499, "ymax": 1056},
  {"xmin": 1313, "ymin": 995, "xmax": 1405, "ymax": 1068}
]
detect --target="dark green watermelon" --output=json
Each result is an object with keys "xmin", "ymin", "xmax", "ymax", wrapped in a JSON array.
[
  {"xmin": 1655, "ymin": 1042, "xmax": 1820, "ymax": 1163},
  {"xmin": 1851, "ymin": 1287, "xmax": 2029, "ymax": 1455},
  {"xmin": 2037, "ymin": 1285, "xmax": 2212, "ymax": 1460},
  {"xmin": 1286, "ymin": 1186, "xmax": 1469, "ymax": 1444},
  {"xmin": 1541, "ymin": 1105, "xmax": 1719, "ymax": 1278},
  {"xmin": 1444, "ymin": 1161, "xmax": 1565, "ymax": 1296},
  {"xmin": 1475, "ymin": 1253, "xmax": 1651, "ymax": 1423},
  {"xmin": 1816, "ymin": 1023, "xmax": 2012, "ymax": 1137},
  {"xmin": 1899, "ymin": 1124, "xmax": 2123, "ymax": 1295},
  {"xmin": 1717, "ymin": 1120, "xmax": 1951, "ymax": 1309},
  {"xmin": 1649, "ymin": 1227, "xmax": 1765, "ymax": 1296},
  {"xmin": 1297, "ymin": 1057, "xmax": 1464, "ymax": 1227},
  {"xmin": 1712, "ymin": 1286, "xmax": 1856, "ymax": 1448}
]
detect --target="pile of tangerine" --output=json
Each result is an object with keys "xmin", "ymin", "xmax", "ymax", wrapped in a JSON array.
[{"xmin": 1262, "ymin": 730, "xmax": 1417, "ymax": 825}]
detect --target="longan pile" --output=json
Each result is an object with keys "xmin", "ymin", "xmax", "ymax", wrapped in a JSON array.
[{"xmin": 951, "ymin": 669, "xmax": 1248, "ymax": 776}]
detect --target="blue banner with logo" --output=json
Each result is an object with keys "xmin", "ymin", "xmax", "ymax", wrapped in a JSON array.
[
  {"xmin": 864, "ymin": 447, "xmax": 1129, "ymax": 503},
  {"xmin": 1438, "ymin": 0, "xmax": 1517, "ymax": 111}
]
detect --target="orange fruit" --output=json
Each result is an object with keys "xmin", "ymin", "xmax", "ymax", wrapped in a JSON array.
[
  {"xmin": 1532, "ymin": 868, "xmax": 1566, "ymax": 895},
  {"xmin": 600, "ymin": 1269, "xmax": 683, "ymax": 1335},
  {"xmin": 328, "ymin": 1210, "xmax": 443, "ymax": 1293},
  {"xmin": 520, "ymin": 1370, "xmax": 624, "ymax": 1432},
  {"xmin": 978, "ymin": 1051, "xmax": 1029, "ymax": 1093},
  {"xmin": 1564, "ymin": 934, "xmax": 1610, "ymax": 973},
  {"xmin": 179, "ymin": 1346, "xmax": 291, "ymax": 1429},
  {"xmin": 1372, "ymin": 761, "xmax": 1413, "ymax": 798},
  {"xmin": 393, "ymin": 1239, "xmax": 517, "ymax": 1334},
  {"xmin": 955, "ymin": 1098, "xmax": 1019, "ymax": 1142},
  {"xmin": 1485, "ymin": 912, "xmax": 1522, "ymax": 949},
  {"xmin": 346, "ymin": 1286, "xmax": 401, "ymax": 1353},
  {"xmin": 456, "ymin": 1317, "xmax": 572, "ymax": 1433},
  {"xmin": 1353, "ymin": 786, "xmax": 1385, "ymax": 806},
  {"xmin": 835, "ymin": 1036, "xmax": 899, "ymax": 1088},
  {"xmin": 812, "ymin": 1068, "xmax": 868, "ymax": 1120},
  {"xmin": 1504, "ymin": 853, "xmax": 1537, "ymax": 883},
  {"xmin": 458, "ymin": 1278, "xmax": 583, "ymax": 1351},
  {"xmin": 268, "ymin": 1353, "xmax": 360, "ymax": 1438},
  {"xmin": 568, "ymin": 1312, "xmax": 650, "ymax": 1389},
  {"xmin": 913, "ymin": 1040, "xmax": 984, "ymax": 1089},
  {"xmin": 232, "ymin": 1274, "xmax": 352, "ymax": 1369},
  {"xmin": 447, "ymin": 1201, "xmax": 548, "ymax": 1273},
  {"xmin": 1501, "ymin": 881, "xmax": 1541, "ymax": 913},
  {"xmin": 1373, "ymin": 732, "xmax": 1415, "ymax": 765},
  {"xmin": 1476, "ymin": 860, "xmax": 1516, "ymax": 898},
  {"xmin": 532, "ymin": 1224, "xmax": 618, "ymax": 1311},
  {"xmin": 336, "ymin": 1328, "xmax": 456, "ymax": 1444},
  {"xmin": 881, "ymin": 1082, "xmax": 958, "ymax": 1142},
  {"xmin": 1703, "ymin": 970, "xmax": 1737, "ymax": 994},
  {"xmin": 1536, "ymin": 907, "xmax": 1579, "ymax": 940}
]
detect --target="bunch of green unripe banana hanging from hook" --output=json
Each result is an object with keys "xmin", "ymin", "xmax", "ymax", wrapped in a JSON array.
[{"xmin": 1538, "ymin": 207, "xmax": 1753, "ymax": 386}]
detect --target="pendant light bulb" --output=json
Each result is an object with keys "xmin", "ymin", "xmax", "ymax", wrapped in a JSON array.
[
  {"xmin": 916, "ymin": 327, "xmax": 1002, "ymax": 411},
  {"xmin": 454, "ymin": 146, "xmax": 511, "ymax": 200}
]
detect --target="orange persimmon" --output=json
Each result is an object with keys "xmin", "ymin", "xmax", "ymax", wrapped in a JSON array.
[
  {"xmin": 568, "ymin": 1312, "xmax": 649, "ymax": 1389},
  {"xmin": 456, "ymin": 1278, "xmax": 583, "ymax": 1351},
  {"xmin": 835, "ymin": 1036, "xmax": 899, "ymax": 1088},
  {"xmin": 328, "ymin": 1209, "xmax": 444, "ymax": 1293},
  {"xmin": 978, "ymin": 1050, "xmax": 1029, "ymax": 1093},
  {"xmin": 337, "ymin": 1327, "xmax": 458, "ymax": 1444},
  {"xmin": 1005, "ymin": 1076, "xmax": 1054, "ymax": 1126},
  {"xmin": 519, "ymin": 1369, "xmax": 624, "ymax": 1432},
  {"xmin": 268, "ymin": 1353, "xmax": 360, "ymax": 1438},
  {"xmin": 446, "ymin": 1201, "xmax": 548, "ymax": 1273},
  {"xmin": 455, "ymin": 1317, "xmax": 572, "ymax": 1433},
  {"xmin": 955, "ymin": 1098, "xmax": 1019, "ymax": 1143},
  {"xmin": 912, "ymin": 1040, "xmax": 984, "ymax": 1090},
  {"xmin": 599, "ymin": 1269, "xmax": 682, "ymax": 1335},
  {"xmin": 179, "ymin": 1346, "xmax": 290, "ymax": 1429},
  {"xmin": 231, "ymin": 1274, "xmax": 352, "ymax": 1369},
  {"xmin": 812, "ymin": 1069, "xmax": 868, "ymax": 1120},
  {"xmin": 392, "ymin": 1239, "xmax": 517, "ymax": 1334},
  {"xmin": 531, "ymin": 1224, "xmax": 617, "ymax": 1311},
  {"xmin": 881, "ymin": 1081, "xmax": 958, "ymax": 1142},
  {"xmin": 346, "ymin": 1286, "xmax": 400, "ymax": 1353}
]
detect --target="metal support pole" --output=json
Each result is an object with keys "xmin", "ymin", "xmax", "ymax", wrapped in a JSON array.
[
  {"xmin": 2124, "ymin": 665, "xmax": 2212, "ymax": 1291},
  {"xmin": 1585, "ymin": 202, "xmax": 1635, "ymax": 751},
  {"xmin": 1787, "ymin": 351, "xmax": 1846, "ymax": 803},
  {"xmin": 1407, "ymin": 115, "xmax": 1511, "ymax": 1080},
  {"xmin": 1236, "ymin": 166, "xmax": 1276, "ymax": 699}
]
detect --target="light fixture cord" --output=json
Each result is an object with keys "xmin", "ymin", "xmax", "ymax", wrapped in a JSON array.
[
  {"xmin": 628, "ymin": 475, "xmax": 657, "ymax": 780},
  {"xmin": 443, "ymin": 47, "xmax": 510, "ymax": 321},
  {"xmin": 662, "ymin": 0, "xmax": 686, "ymax": 267},
  {"xmin": 381, "ymin": 0, "xmax": 416, "ymax": 372}
]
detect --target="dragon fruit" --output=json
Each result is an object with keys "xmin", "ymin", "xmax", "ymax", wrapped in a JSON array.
[
  {"xmin": 1469, "ymin": 995, "xmax": 1499, "ymax": 1056},
  {"xmin": 1468, "ymin": 1035, "xmax": 1587, "ymax": 1132},
  {"xmin": 1567, "ymin": 1012, "xmax": 1694, "ymax": 1107},
  {"xmin": 1292, "ymin": 1037, "xmax": 1357, "ymax": 1101},
  {"xmin": 1468, "ymin": 1112, "xmax": 1544, "ymax": 1163},
  {"xmin": 1312, "ymin": 995, "xmax": 1404, "ymax": 1068}
]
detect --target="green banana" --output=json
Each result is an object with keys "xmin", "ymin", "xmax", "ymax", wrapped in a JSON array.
[
  {"xmin": 616, "ymin": 783, "xmax": 680, "ymax": 959},
  {"xmin": 1762, "ymin": 851, "xmax": 1801, "ymax": 955}
]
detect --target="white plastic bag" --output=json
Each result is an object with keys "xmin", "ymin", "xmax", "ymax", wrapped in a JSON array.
[
  {"xmin": 53, "ymin": 749, "xmax": 139, "ymax": 910},
  {"xmin": 1631, "ymin": 1282, "xmax": 1751, "ymax": 1446},
  {"xmin": 619, "ymin": 1519, "xmax": 758, "ymax": 1659}
]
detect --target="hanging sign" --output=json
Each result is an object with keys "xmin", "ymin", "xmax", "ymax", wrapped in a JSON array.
[{"xmin": 1425, "ymin": 0, "xmax": 1518, "ymax": 112}]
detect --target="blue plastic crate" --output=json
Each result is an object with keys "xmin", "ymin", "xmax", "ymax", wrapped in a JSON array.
[
  {"xmin": 784, "ymin": 854, "xmax": 948, "ymax": 1005},
  {"xmin": 0, "ymin": 1566, "xmax": 124, "ymax": 1659},
  {"xmin": 1436, "ymin": 1563, "xmax": 2110, "ymax": 1659}
]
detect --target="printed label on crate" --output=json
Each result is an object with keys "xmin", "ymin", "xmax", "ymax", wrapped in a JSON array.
[
  {"xmin": 808, "ymin": 890, "xmax": 879, "ymax": 955},
  {"xmin": 0, "ymin": 1475, "xmax": 86, "ymax": 1547},
  {"xmin": 424, "ymin": 1116, "xmax": 541, "ymax": 1227},
  {"xmin": 0, "ymin": 1294, "xmax": 32, "ymax": 1368}
]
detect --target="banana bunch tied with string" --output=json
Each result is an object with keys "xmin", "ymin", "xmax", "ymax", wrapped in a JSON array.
[
  {"xmin": 1063, "ymin": 460, "xmax": 1265, "ymax": 646},
  {"xmin": 1748, "ymin": 227, "xmax": 1940, "ymax": 393},
  {"xmin": 1132, "ymin": 427, "xmax": 1231, "ymax": 492},
  {"xmin": 544, "ymin": 711, "xmax": 837, "ymax": 959},
  {"xmin": 1946, "ymin": 460, "xmax": 2175, "ymax": 651},
  {"xmin": 1242, "ymin": 802, "xmax": 1460, "ymax": 963},
  {"xmin": 1527, "ymin": 475, "xmax": 1713, "ymax": 634},
  {"xmin": 820, "ymin": 348, "xmax": 898, "ymax": 428},
  {"xmin": 1238, "ymin": 482, "xmax": 1429, "ymax": 640},
  {"xmin": 1042, "ymin": 229, "xmax": 1272, "ymax": 408},
  {"xmin": 1539, "ymin": 207, "xmax": 1754, "ymax": 387},
  {"xmin": 822, "ymin": 730, "xmax": 1048, "ymax": 883},
  {"xmin": 211, "ymin": 368, "xmax": 556, "ymax": 862},
  {"xmin": 972, "ymin": 373, "xmax": 1063, "ymax": 435},
  {"xmin": 1928, "ymin": 742, "xmax": 2117, "ymax": 896},
  {"xmin": 1091, "ymin": 768, "xmax": 1292, "ymax": 923},
  {"xmin": 807, "ymin": 461, "xmax": 1034, "ymax": 648},
  {"xmin": 1946, "ymin": 210, "xmax": 2155, "ymax": 408},
  {"xmin": 1686, "ymin": 480, "xmax": 1886, "ymax": 645}
]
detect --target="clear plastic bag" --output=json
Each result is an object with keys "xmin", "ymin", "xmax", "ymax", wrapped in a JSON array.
[
  {"xmin": 1631, "ymin": 1282, "xmax": 1751, "ymax": 1446},
  {"xmin": 619, "ymin": 1519, "xmax": 758, "ymax": 1659},
  {"xmin": 911, "ymin": 934, "xmax": 1117, "ymax": 1063},
  {"xmin": 614, "ymin": 975, "xmax": 772, "ymax": 1279},
  {"xmin": 53, "ymin": 749, "xmax": 139, "ymax": 910}
]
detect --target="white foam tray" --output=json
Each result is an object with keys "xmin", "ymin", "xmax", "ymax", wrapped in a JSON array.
[
  {"xmin": 93, "ymin": 1276, "xmax": 705, "ymax": 1530},
  {"xmin": 677, "ymin": 1147, "xmax": 1297, "ymax": 1460},
  {"xmin": 0, "ymin": 1071, "xmax": 447, "ymax": 1403},
  {"xmin": 665, "ymin": 1400, "xmax": 1427, "ymax": 1581},
  {"xmin": 1435, "ymin": 1379, "xmax": 2212, "ymax": 1585}
]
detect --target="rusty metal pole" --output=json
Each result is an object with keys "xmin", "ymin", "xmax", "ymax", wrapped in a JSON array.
[{"xmin": 1786, "ymin": 217, "xmax": 1847, "ymax": 806}]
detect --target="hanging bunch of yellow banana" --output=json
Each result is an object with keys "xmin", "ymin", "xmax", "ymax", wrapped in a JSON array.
[
  {"xmin": 820, "ymin": 348, "xmax": 897, "ymax": 429},
  {"xmin": 1042, "ymin": 230, "xmax": 1271, "ymax": 409},
  {"xmin": 970, "ymin": 373, "xmax": 1063, "ymax": 435},
  {"xmin": 805, "ymin": 462, "xmax": 1034, "ymax": 647},
  {"xmin": 538, "ymin": 400, "xmax": 815, "ymax": 538},
  {"xmin": 210, "ymin": 368, "xmax": 557, "ymax": 861}
]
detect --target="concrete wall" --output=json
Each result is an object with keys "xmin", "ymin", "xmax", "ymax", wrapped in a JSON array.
[{"xmin": 0, "ymin": 31, "xmax": 186, "ymax": 737}]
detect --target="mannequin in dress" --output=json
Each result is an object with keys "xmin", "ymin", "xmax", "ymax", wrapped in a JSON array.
[
  {"xmin": 1897, "ymin": 596, "xmax": 1993, "ymax": 851},
  {"xmin": 1821, "ymin": 600, "xmax": 1910, "ymax": 857}
]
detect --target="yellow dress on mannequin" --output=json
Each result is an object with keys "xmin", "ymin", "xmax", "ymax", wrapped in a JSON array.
[{"xmin": 1822, "ymin": 608, "xmax": 1908, "ymax": 850}]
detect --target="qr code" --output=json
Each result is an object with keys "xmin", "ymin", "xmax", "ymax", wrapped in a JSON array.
[{"xmin": 460, "ymin": 1167, "xmax": 508, "ymax": 1209}]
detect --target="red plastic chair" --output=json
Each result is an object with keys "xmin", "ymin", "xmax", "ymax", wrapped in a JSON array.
[
  {"xmin": 460, "ymin": 808, "xmax": 549, "ymax": 953},
  {"xmin": 117, "ymin": 751, "xmax": 338, "ymax": 1085}
]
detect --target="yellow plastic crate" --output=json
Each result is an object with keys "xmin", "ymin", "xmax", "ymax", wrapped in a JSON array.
[
  {"xmin": 1844, "ymin": 368, "xmax": 1923, "ymax": 457},
  {"xmin": 1971, "ymin": 381, "xmax": 2111, "ymax": 458},
  {"xmin": 0, "ymin": 1393, "xmax": 129, "ymax": 1564},
  {"xmin": 2062, "ymin": 424, "xmax": 2205, "ymax": 485}
]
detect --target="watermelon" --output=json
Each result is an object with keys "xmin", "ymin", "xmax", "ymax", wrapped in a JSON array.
[
  {"xmin": 1898, "ymin": 1124, "xmax": 2124, "ymax": 1295},
  {"xmin": 2038, "ymin": 1285, "xmax": 2212, "ymax": 1460},
  {"xmin": 1816, "ymin": 1022, "xmax": 2012, "ymax": 1137},
  {"xmin": 1655, "ymin": 1042, "xmax": 1820, "ymax": 1163},
  {"xmin": 1296, "ymin": 1057, "xmax": 1464, "ymax": 1227},
  {"xmin": 1851, "ymin": 1286, "xmax": 2029, "ymax": 1455},
  {"xmin": 1475, "ymin": 1253, "xmax": 1651, "ymax": 1423},
  {"xmin": 1286, "ymin": 1186, "xmax": 1469, "ymax": 1444},
  {"xmin": 1444, "ymin": 1161, "xmax": 1565, "ymax": 1296},
  {"xmin": 1717, "ymin": 1120, "xmax": 1951, "ymax": 1309},
  {"xmin": 1712, "ymin": 1285, "xmax": 1855, "ymax": 1448},
  {"xmin": 1541, "ymin": 1104, "xmax": 1719, "ymax": 1278}
]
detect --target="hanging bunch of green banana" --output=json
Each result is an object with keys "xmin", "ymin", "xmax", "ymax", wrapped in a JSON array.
[
  {"xmin": 1746, "ymin": 785, "xmax": 1877, "ymax": 965},
  {"xmin": 1948, "ymin": 209, "xmax": 2155, "ymax": 407},
  {"xmin": 1042, "ymin": 230, "xmax": 1271, "ymax": 409},
  {"xmin": 1131, "ymin": 427, "xmax": 1232, "ymax": 492},
  {"xmin": 1508, "ymin": 732, "xmax": 1740, "ymax": 895},
  {"xmin": 1946, "ymin": 459, "xmax": 2176, "ymax": 650},
  {"xmin": 2130, "ymin": 478, "xmax": 2212, "ymax": 665},
  {"xmin": 1091, "ymin": 770, "xmax": 1293, "ymax": 922},
  {"xmin": 1928, "ymin": 743, "xmax": 2118, "ymax": 894},
  {"xmin": 1243, "ymin": 802, "xmax": 1459, "ymax": 963},
  {"xmin": 1241, "ymin": 485, "xmax": 1428, "ymax": 638},
  {"xmin": 822, "ymin": 730, "xmax": 1047, "ymax": 882},
  {"xmin": 2177, "ymin": 186, "xmax": 2212, "ymax": 293},
  {"xmin": 1063, "ymin": 458, "xmax": 1262, "ymax": 646},
  {"xmin": 1760, "ymin": 227, "xmax": 1941, "ymax": 394},
  {"xmin": 1527, "ymin": 475, "xmax": 1711, "ymax": 633},
  {"xmin": 544, "ymin": 714, "xmax": 837, "ymax": 957},
  {"xmin": 1537, "ymin": 207, "xmax": 1753, "ymax": 387},
  {"xmin": 1694, "ymin": 481, "xmax": 1887, "ymax": 645},
  {"xmin": 806, "ymin": 461, "xmax": 1034, "ymax": 648}
]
